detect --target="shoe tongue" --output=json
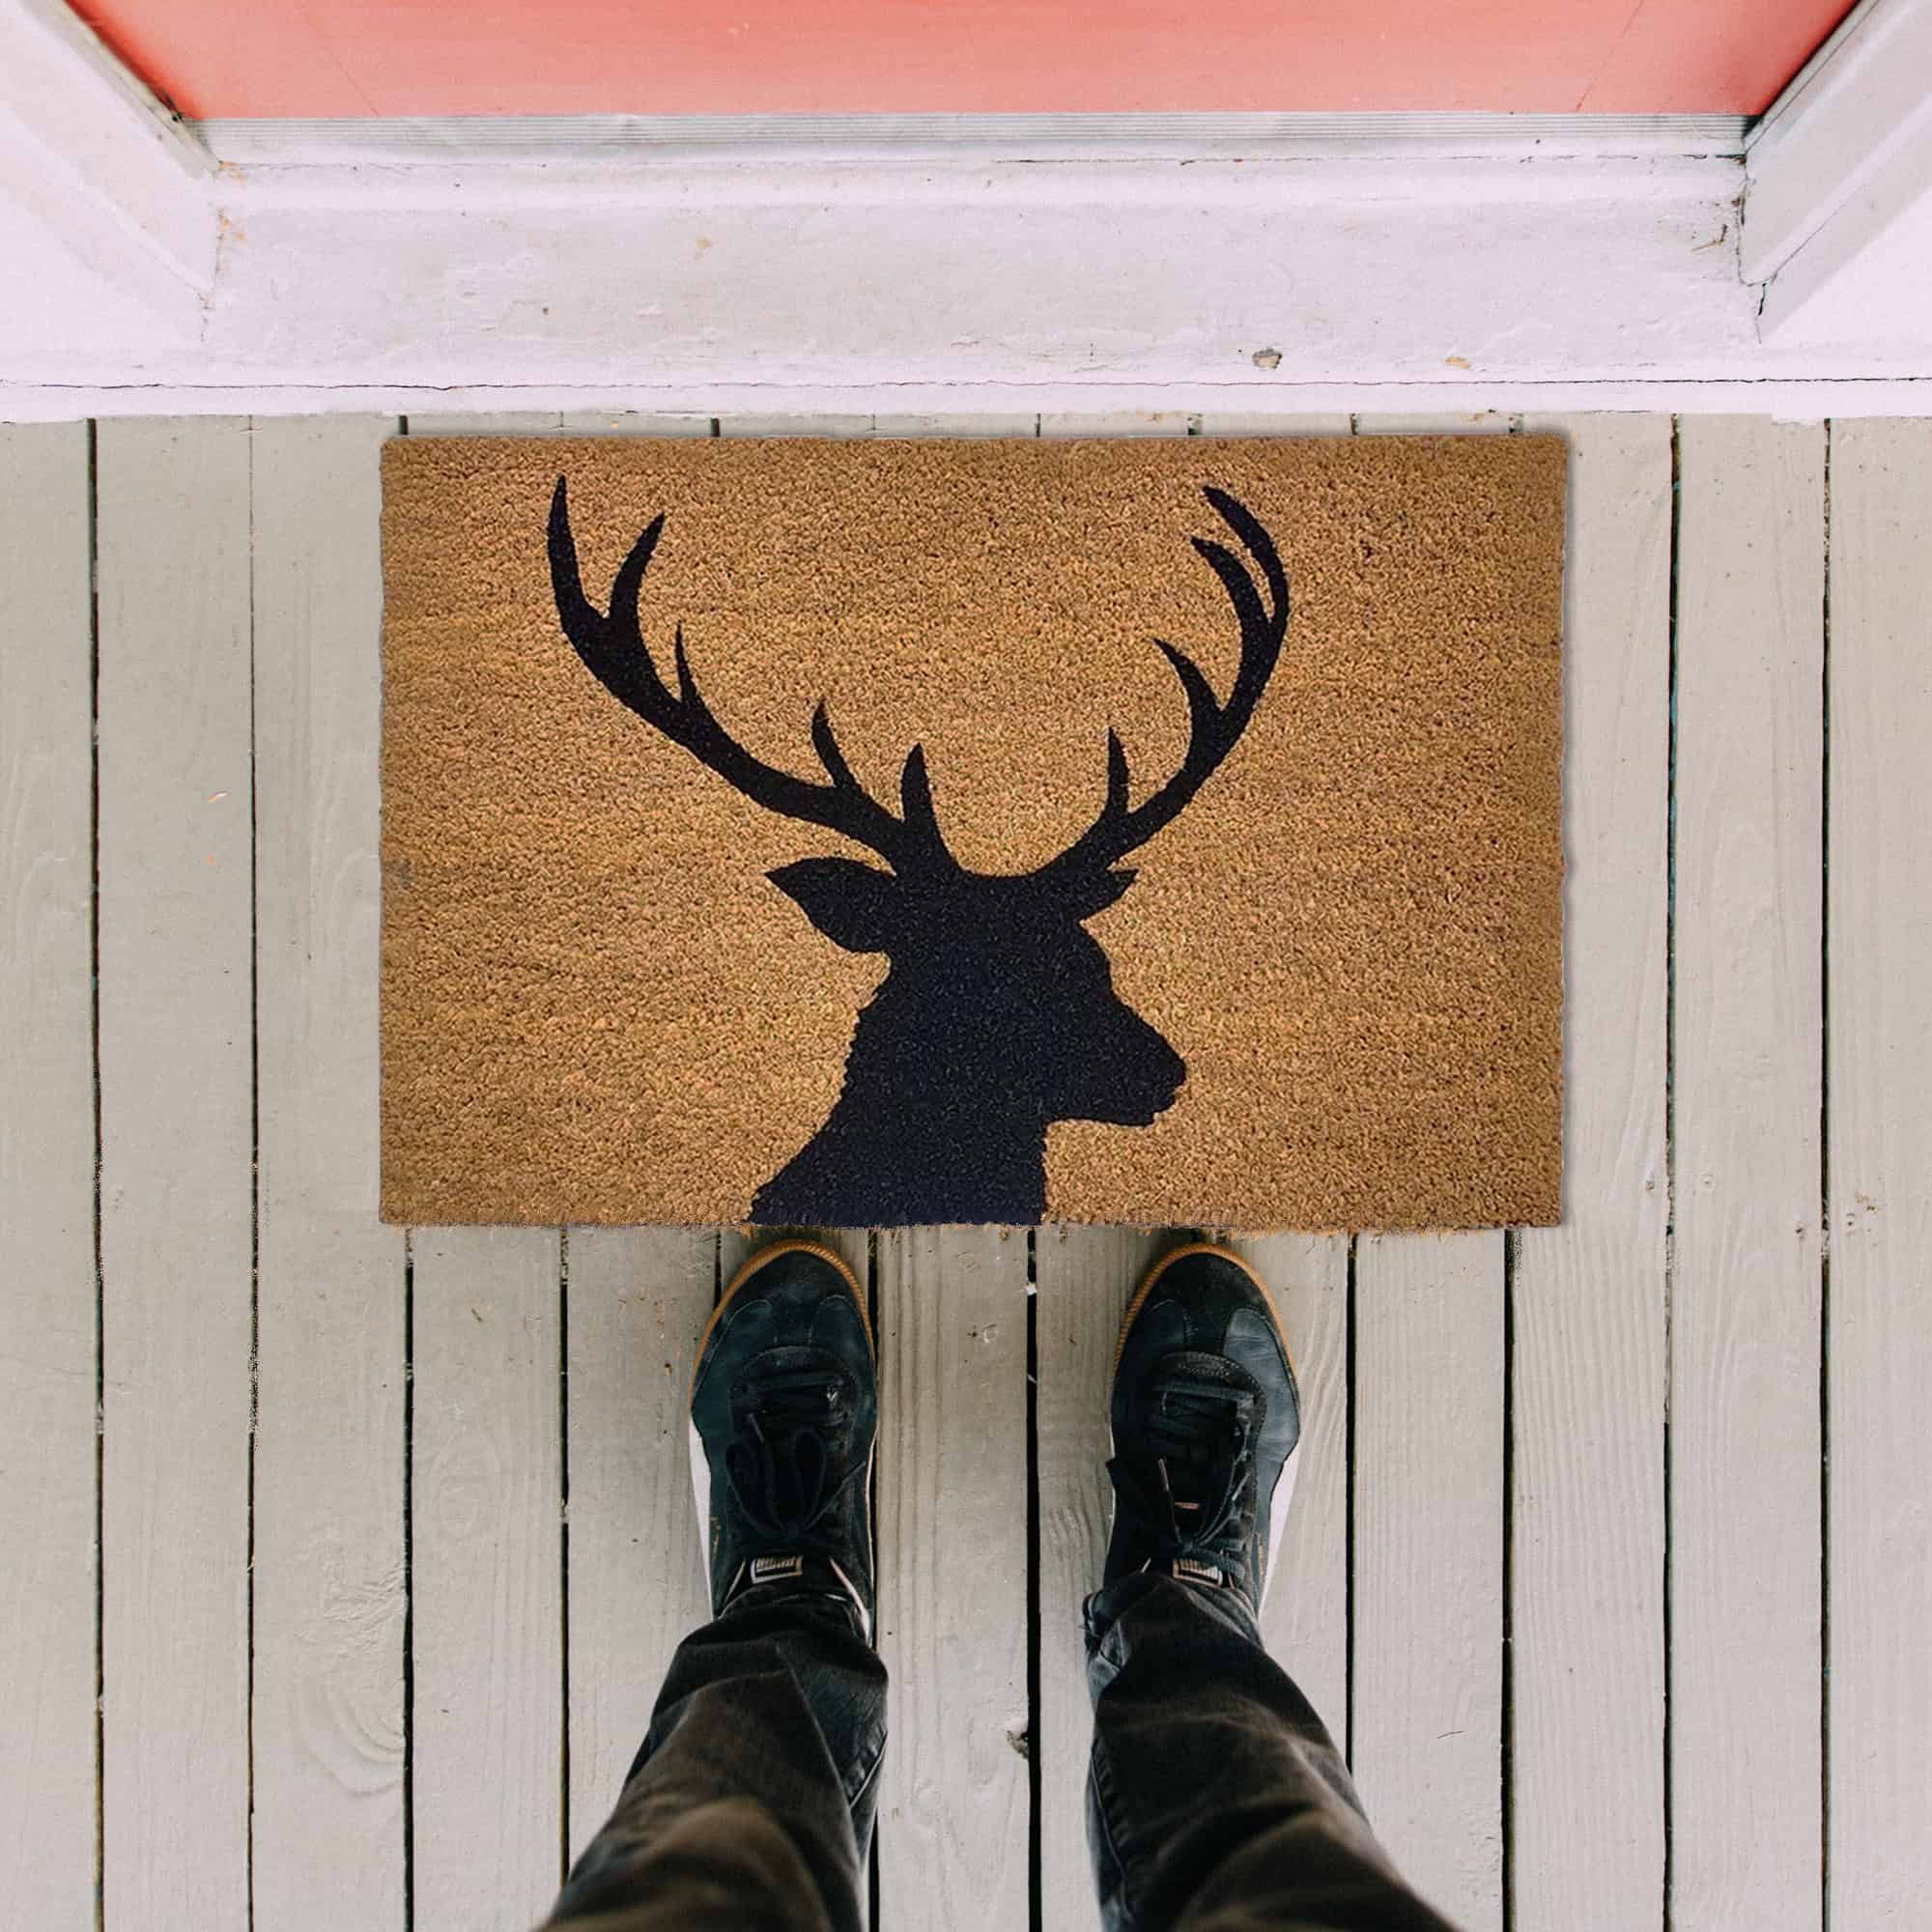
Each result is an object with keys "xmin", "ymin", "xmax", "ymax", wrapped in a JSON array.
[
  {"xmin": 732, "ymin": 1355, "xmax": 846, "ymax": 1532},
  {"xmin": 738, "ymin": 1352, "xmax": 843, "ymax": 1429},
  {"xmin": 1146, "ymin": 1351, "xmax": 1261, "ymax": 1509}
]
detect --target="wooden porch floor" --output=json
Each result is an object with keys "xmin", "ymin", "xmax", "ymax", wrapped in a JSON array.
[{"xmin": 3, "ymin": 411, "xmax": 1928, "ymax": 1932}]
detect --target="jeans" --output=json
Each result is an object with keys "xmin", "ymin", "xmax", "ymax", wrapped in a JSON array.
[{"xmin": 546, "ymin": 1575, "xmax": 1459, "ymax": 1932}]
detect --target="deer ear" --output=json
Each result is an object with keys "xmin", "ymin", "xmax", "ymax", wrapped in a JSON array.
[
  {"xmin": 1067, "ymin": 867, "xmax": 1138, "ymax": 919},
  {"xmin": 767, "ymin": 859, "xmax": 905, "ymax": 954}
]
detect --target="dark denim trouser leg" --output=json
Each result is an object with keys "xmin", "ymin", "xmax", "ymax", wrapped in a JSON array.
[
  {"xmin": 1086, "ymin": 1575, "xmax": 1463, "ymax": 1932},
  {"xmin": 544, "ymin": 1585, "xmax": 887, "ymax": 1932}
]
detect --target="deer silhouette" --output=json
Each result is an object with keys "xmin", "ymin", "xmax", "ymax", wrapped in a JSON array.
[{"xmin": 548, "ymin": 477, "xmax": 1290, "ymax": 1226}]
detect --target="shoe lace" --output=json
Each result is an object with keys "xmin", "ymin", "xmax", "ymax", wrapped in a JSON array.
[
  {"xmin": 1108, "ymin": 1371, "xmax": 1259, "ymax": 1594},
  {"xmin": 724, "ymin": 1369, "xmax": 860, "ymax": 1561}
]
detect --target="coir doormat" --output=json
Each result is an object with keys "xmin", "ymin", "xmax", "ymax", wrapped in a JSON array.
[{"xmin": 380, "ymin": 435, "xmax": 1564, "ymax": 1230}]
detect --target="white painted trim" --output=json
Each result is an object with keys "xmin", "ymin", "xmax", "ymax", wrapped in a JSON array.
[
  {"xmin": 200, "ymin": 111, "xmax": 1749, "ymax": 164},
  {"xmin": 19, "ymin": 149, "xmax": 1783, "ymax": 402},
  {"xmin": 0, "ymin": 0, "xmax": 214, "ymax": 323},
  {"xmin": 4, "ymin": 30, "xmax": 1931, "ymax": 408},
  {"xmin": 1742, "ymin": 0, "xmax": 1932, "ymax": 293},
  {"xmin": 8, "ymin": 378, "xmax": 1932, "ymax": 425}
]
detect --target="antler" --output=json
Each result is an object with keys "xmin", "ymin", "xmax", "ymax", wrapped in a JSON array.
[
  {"xmin": 548, "ymin": 477, "xmax": 952, "ymax": 875},
  {"xmin": 1034, "ymin": 486, "xmax": 1289, "ymax": 883}
]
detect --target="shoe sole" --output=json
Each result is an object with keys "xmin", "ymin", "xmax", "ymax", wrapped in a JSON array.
[
  {"xmin": 1109, "ymin": 1239, "xmax": 1300, "ymax": 1613},
  {"xmin": 686, "ymin": 1238, "xmax": 876, "ymax": 1626}
]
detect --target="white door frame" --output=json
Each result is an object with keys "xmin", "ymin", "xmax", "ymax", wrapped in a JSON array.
[{"xmin": 3, "ymin": 0, "xmax": 1930, "ymax": 416}]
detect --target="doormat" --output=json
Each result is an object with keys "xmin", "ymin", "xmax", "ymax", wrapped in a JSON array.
[{"xmin": 380, "ymin": 435, "xmax": 1564, "ymax": 1230}]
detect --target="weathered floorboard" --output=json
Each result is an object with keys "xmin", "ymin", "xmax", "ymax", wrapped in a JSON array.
[
  {"xmin": 1037, "ymin": 1228, "xmax": 1350, "ymax": 1931},
  {"xmin": 1511, "ymin": 412, "xmax": 1671, "ymax": 1932},
  {"xmin": 875, "ymin": 1229, "xmax": 1032, "ymax": 1931},
  {"xmin": 1035, "ymin": 1226, "xmax": 1143, "ymax": 1932},
  {"xmin": 1351, "ymin": 1231, "xmax": 1505, "ymax": 1930},
  {"xmin": 1227, "ymin": 1233, "xmax": 1351, "ymax": 1747},
  {"xmin": 411, "ymin": 1226, "xmax": 565, "ymax": 1930},
  {"xmin": 1346, "ymin": 411, "xmax": 1509, "ymax": 1932},
  {"xmin": 1670, "ymin": 413, "xmax": 1825, "ymax": 1931},
  {"xmin": 0, "ymin": 420, "xmax": 97, "ymax": 1931},
  {"xmin": 1824, "ymin": 416, "xmax": 1932, "ymax": 1926},
  {"xmin": 564, "ymin": 1227, "xmax": 718, "ymax": 1861},
  {"xmin": 96, "ymin": 416, "xmax": 255, "ymax": 1932},
  {"xmin": 250, "ymin": 414, "xmax": 410, "ymax": 1928},
  {"xmin": 399, "ymin": 409, "xmax": 570, "ymax": 1930}
]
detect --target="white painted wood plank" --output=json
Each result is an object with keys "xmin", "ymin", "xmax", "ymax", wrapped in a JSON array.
[
  {"xmin": 1672, "ymin": 414, "xmax": 1825, "ymax": 1931},
  {"xmin": 1037, "ymin": 1230, "xmax": 1349, "ymax": 1932},
  {"xmin": 875, "ymin": 1228, "xmax": 1031, "ymax": 1932},
  {"xmin": 412, "ymin": 1226, "xmax": 564, "ymax": 1930},
  {"xmin": 1037, "ymin": 396, "xmax": 1350, "ymax": 1924},
  {"xmin": 563, "ymin": 1227, "xmax": 717, "ymax": 1861},
  {"xmin": 1192, "ymin": 413, "xmax": 1353, "ymax": 436},
  {"xmin": 1511, "ymin": 412, "xmax": 1670, "ymax": 1932},
  {"xmin": 0, "ymin": 420, "xmax": 95, "ymax": 1932},
  {"xmin": 1742, "ymin": 0, "xmax": 1932, "ymax": 282},
  {"xmin": 396, "ymin": 405, "xmax": 606, "ymax": 1924},
  {"xmin": 1353, "ymin": 411, "xmax": 1518, "ymax": 435},
  {"xmin": 96, "ymin": 415, "xmax": 254, "ymax": 1932},
  {"xmin": 718, "ymin": 413, "xmax": 878, "ymax": 439},
  {"xmin": 1035, "ymin": 1227, "xmax": 1141, "ymax": 1932},
  {"xmin": 1824, "ymin": 415, "xmax": 1932, "ymax": 1927},
  {"xmin": 0, "ymin": 0, "xmax": 214, "ymax": 333},
  {"xmin": 1346, "ymin": 408, "xmax": 1506, "ymax": 1932},
  {"xmin": 1037, "ymin": 411, "xmax": 1198, "ymax": 438},
  {"xmin": 406, "ymin": 411, "xmax": 566, "ymax": 433},
  {"xmin": 554, "ymin": 411, "xmax": 713, "ymax": 435},
  {"xmin": 869, "ymin": 414, "xmax": 1037, "ymax": 437},
  {"xmin": 249, "ymin": 413, "xmax": 408, "ymax": 1927},
  {"xmin": 3, "ymin": 146, "xmax": 1775, "ymax": 397},
  {"xmin": 1351, "ymin": 1231, "xmax": 1504, "ymax": 1931},
  {"xmin": 1227, "ymin": 1234, "xmax": 1351, "ymax": 1744},
  {"xmin": 409, "ymin": 412, "xmax": 715, "ymax": 438}
]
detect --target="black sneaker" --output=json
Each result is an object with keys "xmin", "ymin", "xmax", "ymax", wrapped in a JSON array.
[
  {"xmin": 1104, "ymin": 1241, "xmax": 1301, "ymax": 1616},
  {"xmin": 689, "ymin": 1238, "xmax": 876, "ymax": 1636}
]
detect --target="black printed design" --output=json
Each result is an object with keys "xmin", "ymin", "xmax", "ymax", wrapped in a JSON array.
[{"xmin": 548, "ymin": 479, "xmax": 1290, "ymax": 1226}]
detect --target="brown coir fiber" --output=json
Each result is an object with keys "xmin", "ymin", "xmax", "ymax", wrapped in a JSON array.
[{"xmin": 380, "ymin": 435, "xmax": 1564, "ymax": 1229}]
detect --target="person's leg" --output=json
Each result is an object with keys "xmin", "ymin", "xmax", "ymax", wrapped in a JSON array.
[
  {"xmin": 546, "ymin": 1240, "xmax": 885, "ymax": 1932},
  {"xmin": 1087, "ymin": 1243, "xmax": 1461, "ymax": 1932}
]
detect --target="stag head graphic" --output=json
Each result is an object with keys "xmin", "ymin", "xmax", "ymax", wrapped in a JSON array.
[{"xmin": 547, "ymin": 478, "xmax": 1289, "ymax": 1226}]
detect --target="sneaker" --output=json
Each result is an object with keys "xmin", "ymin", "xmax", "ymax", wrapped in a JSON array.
[
  {"xmin": 689, "ymin": 1238, "xmax": 876, "ymax": 1636},
  {"xmin": 1104, "ymin": 1241, "xmax": 1301, "ymax": 1616}
]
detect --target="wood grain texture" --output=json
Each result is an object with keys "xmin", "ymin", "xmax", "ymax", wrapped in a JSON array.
[
  {"xmin": 407, "ymin": 412, "xmax": 570, "ymax": 434},
  {"xmin": 0, "ymin": 421, "xmax": 96, "ymax": 1931},
  {"xmin": 1193, "ymin": 414, "xmax": 1354, "ymax": 437},
  {"xmin": 1032, "ymin": 417, "xmax": 1358, "ymax": 1927},
  {"xmin": 249, "ymin": 414, "xmax": 409, "ymax": 1927},
  {"xmin": 1824, "ymin": 416, "xmax": 1932, "ymax": 1927},
  {"xmin": 718, "ymin": 413, "xmax": 879, "ymax": 439},
  {"xmin": 1227, "ymin": 1233, "xmax": 1351, "ymax": 1744},
  {"xmin": 1037, "ymin": 1227, "xmax": 1349, "ymax": 1932},
  {"xmin": 1346, "ymin": 409, "xmax": 1507, "ymax": 1931},
  {"xmin": 870, "ymin": 415, "xmax": 1038, "ymax": 438},
  {"xmin": 1511, "ymin": 412, "xmax": 1670, "ymax": 1932},
  {"xmin": 1037, "ymin": 412, "xmax": 1201, "ymax": 439},
  {"xmin": 564, "ymin": 1227, "xmax": 717, "ymax": 1861},
  {"xmin": 411, "ymin": 1226, "xmax": 564, "ymax": 1930},
  {"xmin": 1354, "ymin": 411, "xmax": 1519, "ymax": 436},
  {"xmin": 1671, "ymin": 414, "xmax": 1824, "ymax": 1932},
  {"xmin": 1034, "ymin": 1226, "xmax": 1142, "ymax": 1932},
  {"xmin": 96, "ymin": 415, "xmax": 255, "ymax": 1932},
  {"xmin": 554, "ymin": 412, "xmax": 715, "ymax": 436},
  {"xmin": 875, "ymin": 1228, "xmax": 1032, "ymax": 1931},
  {"xmin": 1351, "ymin": 1230, "xmax": 1504, "ymax": 1931}
]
